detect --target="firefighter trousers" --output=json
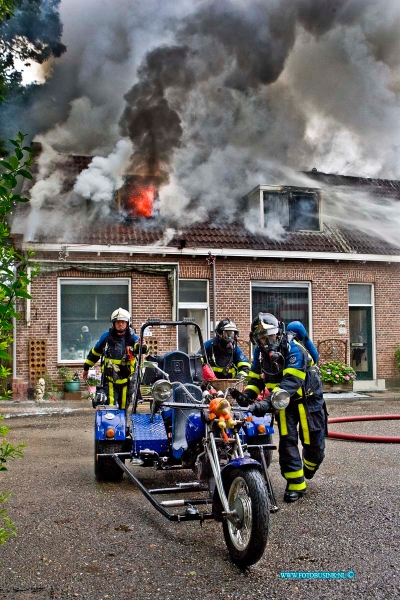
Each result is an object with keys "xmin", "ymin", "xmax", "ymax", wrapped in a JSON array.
[
  {"xmin": 106, "ymin": 381, "xmax": 129, "ymax": 410},
  {"xmin": 276, "ymin": 399, "xmax": 326, "ymax": 492}
]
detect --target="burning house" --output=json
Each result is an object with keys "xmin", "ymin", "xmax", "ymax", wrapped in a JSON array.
[
  {"xmin": 9, "ymin": 146, "xmax": 400, "ymax": 398},
  {"xmin": 6, "ymin": 0, "xmax": 400, "ymax": 397}
]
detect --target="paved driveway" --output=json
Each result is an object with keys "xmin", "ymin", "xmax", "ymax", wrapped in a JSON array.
[{"xmin": 0, "ymin": 399, "xmax": 399, "ymax": 599}]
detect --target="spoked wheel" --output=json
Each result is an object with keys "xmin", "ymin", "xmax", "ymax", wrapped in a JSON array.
[
  {"xmin": 94, "ymin": 440, "xmax": 125, "ymax": 482},
  {"xmin": 222, "ymin": 468, "xmax": 270, "ymax": 568}
]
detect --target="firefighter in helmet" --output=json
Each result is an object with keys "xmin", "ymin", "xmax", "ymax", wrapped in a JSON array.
[
  {"xmin": 201, "ymin": 318, "xmax": 250, "ymax": 380},
  {"xmin": 231, "ymin": 312, "xmax": 326, "ymax": 503},
  {"xmin": 82, "ymin": 308, "xmax": 146, "ymax": 410}
]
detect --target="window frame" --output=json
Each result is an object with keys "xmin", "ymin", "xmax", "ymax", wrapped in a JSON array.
[
  {"xmin": 178, "ymin": 279, "xmax": 210, "ymax": 344},
  {"xmin": 57, "ymin": 277, "xmax": 132, "ymax": 364},
  {"xmin": 248, "ymin": 185, "xmax": 322, "ymax": 232},
  {"xmin": 348, "ymin": 283, "xmax": 376, "ymax": 380},
  {"xmin": 250, "ymin": 281, "xmax": 313, "ymax": 338}
]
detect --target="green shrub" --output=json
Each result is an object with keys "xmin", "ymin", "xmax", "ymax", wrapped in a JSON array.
[
  {"xmin": 319, "ymin": 360, "xmax": 356, "ymax": 384},
  {"xmin": 395, "ymin": 347, "xmax": 400, "ymax": 374}
]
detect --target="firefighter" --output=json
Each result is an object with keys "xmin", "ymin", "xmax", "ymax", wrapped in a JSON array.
[
  {"xmin": 82, "ymin": 308, "xmax": 145, "ymax": 410},
  {"xmin": 77, "ymin": 325, "xmax": 92, "ymax": 354},
  {"xmin": 201, "ymin": 318, "xmax": 251, "ymax": 379},
  {"xmin": 231, "ymin": 313, "xmax": 326, "ymax": 503}
]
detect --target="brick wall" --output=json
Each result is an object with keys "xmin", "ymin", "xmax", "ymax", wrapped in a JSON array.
[{"xmin": 14, "ymin": 253, "xmax": 400, "ymax": 387}]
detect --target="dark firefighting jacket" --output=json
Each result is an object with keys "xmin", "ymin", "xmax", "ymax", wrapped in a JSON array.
[
  {"xmin": 244, "ymin": 337, "xmax": 323, "ymax": 413},
  {"xmin": 202, "ymin": 337, "xmax": 251, "ymax": 379},
  {"xmin": 84, "ymin": 328, "xmax": 140, "ymax": 385}
]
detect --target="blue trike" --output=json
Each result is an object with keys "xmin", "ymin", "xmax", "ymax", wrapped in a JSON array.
[{"xmin": 94, "ymin": 319, "xmax": 282, "ymax": 567}]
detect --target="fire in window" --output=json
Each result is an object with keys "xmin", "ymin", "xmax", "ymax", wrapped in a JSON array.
[{"xmin": 117, "ymin": 175, "xmax": 161, "ymax": 218}]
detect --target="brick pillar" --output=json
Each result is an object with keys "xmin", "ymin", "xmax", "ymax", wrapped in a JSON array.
[{"xmin": 12, "ymin": 379, "xmax": 28, "ymax": 401}]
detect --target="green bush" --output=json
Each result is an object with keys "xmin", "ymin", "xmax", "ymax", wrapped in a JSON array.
[
  {"xmin": 319, "ymin": 360, "xmax": 356, "ymax": 384},
  {"xmin": 395, "ymin": 347, "xmax": 400, "ymax": 374}
]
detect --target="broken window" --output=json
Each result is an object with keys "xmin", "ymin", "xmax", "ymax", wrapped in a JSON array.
[{"xmin": 263, "ymin": 189, "xmax": 320, "ymax": 232}]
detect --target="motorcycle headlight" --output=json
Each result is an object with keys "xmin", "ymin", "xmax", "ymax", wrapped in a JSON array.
[
  {"xmin": 271, "ymin": 389, "xmax": 290, "ymax": 410},
  {"xmin": 152, "ymin": 379, "xmax": 173, "ymax": 402}
]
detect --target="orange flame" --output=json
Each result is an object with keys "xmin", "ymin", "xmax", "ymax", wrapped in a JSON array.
[{"xmin": 126, "ymin": 184, "xmax": 154, "ymax": 218}]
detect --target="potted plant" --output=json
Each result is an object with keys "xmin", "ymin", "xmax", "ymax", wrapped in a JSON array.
[
  {"xmin": 86, "ymin": 375, "xmax": 101, "ymax": 386},
  {"xmin": 319, "ymin": 360, "xmax": 356, "ymax": 392},
  {"xmin": 86, "ymin": 375, "xmax": 102, "ymax": 393},
  {"xmin": 59, "ymin": 367, "xmax": 80, "ymax": 392}
]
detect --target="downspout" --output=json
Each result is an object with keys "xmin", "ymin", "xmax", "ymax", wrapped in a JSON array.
[
  {"xmin": 26, "ymin": 266, "xmax": 31, "ymax": 326},
  {"xmin": 207, "ymin": 252, "xmax": 217, "ymax": 331},
  {"xmin": 172, "ymin": 265, "xmax": 178, "ymax": 320},
  {"xmin": 12, "ymin": 259, "xmax": 25, "ymax": 379}
]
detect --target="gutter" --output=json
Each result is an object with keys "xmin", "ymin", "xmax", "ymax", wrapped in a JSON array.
[{"xmin": 17, "ymin": 242, "xmax": 400, "ymax": 263}]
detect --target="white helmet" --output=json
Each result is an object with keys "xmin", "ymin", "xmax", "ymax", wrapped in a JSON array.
[{"xmin": 111, "ymin": 308, "xmax": 130, "ymax": 323}]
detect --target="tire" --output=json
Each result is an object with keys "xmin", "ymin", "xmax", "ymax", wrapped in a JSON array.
[
  {"xmin": 248, "ymin": 433, "xmax": 273, "ymax": 468},
  {"xmin": 94, "ymin": 440, "xmax": 125, "ymax": 482},
  {"xmin": 222, "ymin": 468, "xmax": 270, "ymax": 568}
]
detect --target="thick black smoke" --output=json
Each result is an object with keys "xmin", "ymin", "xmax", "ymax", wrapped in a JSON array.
[
  {"xmin": 119, "ymin": 46, "xmax": 193, "ymax": 182},
  {"xmin": 119, "ymin": 0, "xmax": 378, "ymax": 185}
]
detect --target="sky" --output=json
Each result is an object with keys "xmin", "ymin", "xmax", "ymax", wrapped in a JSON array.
[{"xmin": 11, "ymin": 0, "xmax": 400, "ymax": 243}]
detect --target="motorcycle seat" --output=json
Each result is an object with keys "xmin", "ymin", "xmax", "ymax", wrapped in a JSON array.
[
  {"xmin": 171, "ymin": 383, "xmax": 203, "ymax": 459},
  {"xmin": 163, "ymin": 351, "xmax": 193, "ymax": 384}
]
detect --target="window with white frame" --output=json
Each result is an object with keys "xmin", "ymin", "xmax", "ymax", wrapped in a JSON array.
[
  {"xmin": 59, "ymin": 278, "xmax": 131, "ymax": 362},
  {"xmin": 252, "ymin": 282, "xmax": 311, "ymax": 332},
  {"xmin": 178, "ymin": 279, "xmax": 209, "ymax": 353}
]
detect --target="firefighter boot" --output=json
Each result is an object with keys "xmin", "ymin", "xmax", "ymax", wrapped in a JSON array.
[{"xmin": 284, "ymin": 485, "xmax": 307, "ymax": 503}]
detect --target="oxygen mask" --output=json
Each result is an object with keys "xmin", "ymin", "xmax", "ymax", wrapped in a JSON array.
[
  {"xmin": 221, "ymin": 331, "xmax": 235, "ymax": 349},
  {"xmin": 259, "ymin": 335, "xmax": 285, "ymax": 375}
]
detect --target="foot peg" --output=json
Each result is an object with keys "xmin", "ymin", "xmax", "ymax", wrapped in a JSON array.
[{"xmin": 185, "ymin": 504, "xmax": 199, "ymax": 516}]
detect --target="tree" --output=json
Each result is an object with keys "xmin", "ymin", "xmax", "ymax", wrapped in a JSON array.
[
  {"xmin": 0, "ymin": 0, "xmax": 66, "ymax": 153},
  {"xmin": 0, "ymin": 131, "xmax": 35, "ymax": 542},
  {"xmin": 0, "ymin": 0, "xmax": 40, "ymax": 545},
  {"xmin": 0, "ymin": 0, "xmax": 65, "ymax": 91},
  {"xmin": 0, "ymin": 1, "xmax": 17, "ymax": 22}
]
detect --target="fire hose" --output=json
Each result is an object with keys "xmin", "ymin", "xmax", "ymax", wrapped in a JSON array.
[{"xmin": 327, "ymin": 414, "xmax": 400, "ymax": 443}]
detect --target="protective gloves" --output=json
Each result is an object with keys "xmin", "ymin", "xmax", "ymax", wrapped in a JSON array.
[{"xmin": 229, "ymin": 388, "xmax": 251, "ymax": 407}]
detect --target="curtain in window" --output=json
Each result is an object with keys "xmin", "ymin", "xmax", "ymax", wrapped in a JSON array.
[{"xmin": 252, "ymin": 286, "xmax": 309, "ymax": 330}]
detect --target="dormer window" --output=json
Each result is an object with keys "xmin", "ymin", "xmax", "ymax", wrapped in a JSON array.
[{"xmin": 247, "ymin": 185, "xmax": 321, "ymax": 232}]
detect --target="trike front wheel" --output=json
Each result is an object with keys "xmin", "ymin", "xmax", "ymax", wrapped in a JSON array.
[{"xmin": 222, "ymin": 467, "xmax": 270, "ymax": 568}]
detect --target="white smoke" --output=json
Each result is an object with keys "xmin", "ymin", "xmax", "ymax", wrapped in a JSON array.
[
  {"xmin": 74, "ymin": 139, "xmax": 133, "ymax": 205},
  {"xmin": 11, "ymin": 0, "xmax": 400, "ymax": 244}
]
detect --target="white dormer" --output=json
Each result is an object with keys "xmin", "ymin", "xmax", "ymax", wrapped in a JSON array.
[{"xmin": 247, "ymin": 185, "xmax": 322, "ymax": 232}]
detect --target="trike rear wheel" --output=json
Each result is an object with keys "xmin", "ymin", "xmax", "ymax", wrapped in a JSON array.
[{"xmin": 222, "ymin": 467, "xmax": 270, "ymax": 568}]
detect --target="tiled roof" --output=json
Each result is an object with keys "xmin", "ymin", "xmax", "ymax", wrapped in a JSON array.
[
  {"xmin": 74, "ymin": 219, "xmax": 400, "ymax": 256},
  {"xmin": 12, "ymin": 157, "xmax": 400, "ymax": 256}
]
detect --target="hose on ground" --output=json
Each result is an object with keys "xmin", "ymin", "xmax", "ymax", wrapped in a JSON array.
[{"xmin": 327, "ymin": 414, "xmax": 400, "ymax": 443}]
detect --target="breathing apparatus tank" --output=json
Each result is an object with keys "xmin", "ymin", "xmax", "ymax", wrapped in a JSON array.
[{"xmin": 286, "ymin": 321, "xmax": 319, "ymax": 364}]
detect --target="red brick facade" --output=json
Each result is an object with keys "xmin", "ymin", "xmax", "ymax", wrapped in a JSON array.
[{"xmin": 13, "ymin": 251, "xmax": 400, "ymax": 391}]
